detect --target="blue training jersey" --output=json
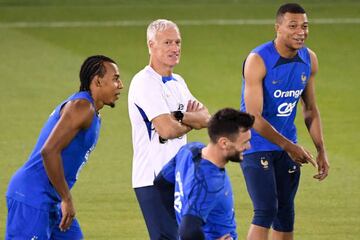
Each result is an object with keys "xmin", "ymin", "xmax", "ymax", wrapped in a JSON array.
[
  {"xmin": 6, "ymin": 91, "xmax": 101, "ymax": 211},
  {"xmin": 161, "ymin": 142, "xmax": 237, "ymax": 240},
  {"xmin": 240, "ymin": 41, "xmax": 311, "ymax": 154}
]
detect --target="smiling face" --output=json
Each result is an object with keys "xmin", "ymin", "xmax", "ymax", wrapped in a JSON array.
[
  {"xmin": 98, "ymin": 61, "xmax": 123, "ymax": 108},
  {"xmin": 224, "ymin": 128, "xmax": 251, "ymax": 163},
  {"xmin": 148, "ymin": 27, "xmax": 181, "ymax": 75},
  {"xmin": 275, "ymin": 12, "xmax": 309, "ymax": 52}
]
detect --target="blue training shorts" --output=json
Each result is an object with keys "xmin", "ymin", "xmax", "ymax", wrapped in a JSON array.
[
  {"xmin": 5, "ymin": 197, "xmax": 83, "ymax": 240},
  {"xmin": 240, "ymin": 151, "xmax": 300, "ymax": 232}
]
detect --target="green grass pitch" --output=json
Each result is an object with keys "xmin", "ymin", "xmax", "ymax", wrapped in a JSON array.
[{"xmin": 0, "ymin": 0, "xmax": 359, "ymax": 239}]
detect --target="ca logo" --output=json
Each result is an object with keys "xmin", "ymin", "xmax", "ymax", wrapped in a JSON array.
[{"xmin": 276, "ymin": 101, "xmax": 297, "ymax": 117}]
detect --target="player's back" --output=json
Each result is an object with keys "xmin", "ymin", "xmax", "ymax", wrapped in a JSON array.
[{"xmin": 173, "ymin": 142, "xmax": 237, "ymax": 239}]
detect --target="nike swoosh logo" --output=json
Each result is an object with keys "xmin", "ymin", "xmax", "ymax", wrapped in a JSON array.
[{"xmin": 288, "ymin": 170, "xmax": 296, "ymax": 173}]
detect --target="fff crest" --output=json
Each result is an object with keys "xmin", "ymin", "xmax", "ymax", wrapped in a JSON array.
[
  {"xmin": 260, "ymin": 157, "xmax": 269, "ymax": 169},
  {"xmin": 301, "ymin": 72, "xmax": 307, "ymax": 84}
]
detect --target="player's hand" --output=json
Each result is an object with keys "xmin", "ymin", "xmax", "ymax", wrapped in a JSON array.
[
  {"xmin": 216, "ymin": 233, "xmax": 233, "ymax": 240},
  {"xmin": 184, "ymin": 100, "xmax": 210, "ymax": 129},
  {"xmin": 313, "ymin": 150, "xmax": 329, "ymax": 181},
  {"xmin": 285, "ymin": 143, "xmax": 317, "ymax": 168},
  {"xmin": 186, "ymin": 100, "xmax": 202, "ymax": 112},
  {"xmin": 59, "ymin": 197, "xmax": 76, "ymax": 232}
]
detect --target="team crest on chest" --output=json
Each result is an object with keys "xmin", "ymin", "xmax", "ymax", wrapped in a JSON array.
[{"xmin": 301, "ymin": 72, "xmax": 307, "ymax": 85}]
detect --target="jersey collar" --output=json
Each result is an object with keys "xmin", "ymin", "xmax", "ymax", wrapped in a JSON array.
[
  {"xmin": 145, "ymin": 65, "xmax": 177, "ymax": 84},
  {"xmin": 161, "ymin": 75, "xmax": 176, "ymax": 84}
]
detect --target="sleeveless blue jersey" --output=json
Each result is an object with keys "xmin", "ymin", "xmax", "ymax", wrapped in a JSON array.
[
  {"xmin": 161, "ymin": 142, "xmax": 237, "ymax": 240},
  {"xmin": 6, "ymin": 91, "xmax": 101, "ymax": 211},
  {"xmin": 241, "ymin": 41, "xmax": 311, "ymax": 154}
]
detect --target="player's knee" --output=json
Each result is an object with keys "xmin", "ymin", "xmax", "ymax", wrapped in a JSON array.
[
  {"xmin": 273, "ymin": 207, "xmax": 295, "ymax": 232},
  {"xmin": 252, "ymin": 207, "xmax": 278, "ymax": 228}
]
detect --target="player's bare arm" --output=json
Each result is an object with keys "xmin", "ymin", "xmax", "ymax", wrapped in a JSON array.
[
  {"xmin": 244, "ymin": 53, "xmax": 316, "ymax": 167},
  {"xmin": 41, "ymin": 99, "xmax": 95, "ymax": 231},
  {"xmin": 182, "ymin": 100, "xmax": 210, "ymax": 129},
  {"xmin": 301, "ymin": 48, "xmax": 330, "ymax": 180},
  {"xmin": 152, "ymin": 113, "xmax": 192, "ymax": 139},
  {"xmin": 152, "ymin": 100, "xmax": 209, "ymax": 138}
]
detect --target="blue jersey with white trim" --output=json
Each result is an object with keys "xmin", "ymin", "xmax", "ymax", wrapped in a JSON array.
[
  {"xmin": 241, "ymin": 41, "xmax": 311, "ymax": 154},
  {"xmin": 6, "ymin": 91, "xmax": 101, "ymax": 210},
  {"xmin": 161, "ymin": 142, "xmax": 237, "ymax": 240}
]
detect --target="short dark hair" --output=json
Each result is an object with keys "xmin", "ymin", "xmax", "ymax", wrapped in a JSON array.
[
  {"xmin": 276, "ymin": 3, "xmax": 306, "ymax": 22},
  {"xmin": 79, "ymin": 55, "xmax": 117, "ymax": 92},
  {"xmin": 208, "ymin": 108, "xmax": 255, "ymax": 143}
]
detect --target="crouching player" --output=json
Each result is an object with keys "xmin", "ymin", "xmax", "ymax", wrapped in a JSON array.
[{"xmin": 154, "ymin": 108, "xmax": 254, "ymax": 240}]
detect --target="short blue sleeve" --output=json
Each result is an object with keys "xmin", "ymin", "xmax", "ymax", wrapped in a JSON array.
[{"xmin": 160, "ymin": 157, "xmax": 176, "ymax": 184}]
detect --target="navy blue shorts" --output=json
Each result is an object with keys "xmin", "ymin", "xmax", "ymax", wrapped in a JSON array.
[
  {"xmin": 240, "ymin": 151, "xmax": 300, "ymax": 232},
  {"xmin": 6, "ymin": 197, "xmax": 83, "ymax": 240},
  {"xmin": 135, "ymin": 186, "xmax": 178, "ymax": 240}
]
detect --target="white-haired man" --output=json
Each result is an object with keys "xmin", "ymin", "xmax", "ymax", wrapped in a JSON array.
[{"xmin": 128, "ymin": 19, "xmax": 210, "ymax": 239}]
